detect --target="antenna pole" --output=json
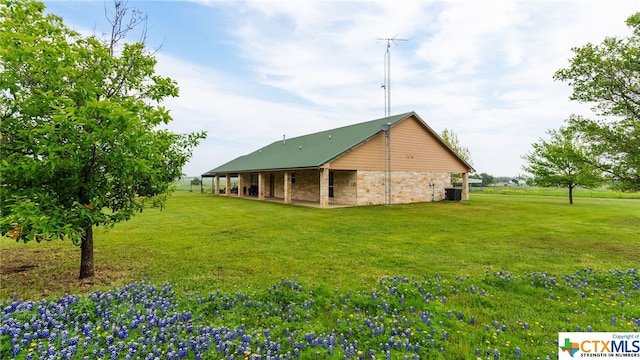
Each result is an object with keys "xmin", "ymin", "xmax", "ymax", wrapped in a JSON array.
[
  {"xmin": 385, "ymin": 126, "xmax": 391, "ymax": 204},
  {"xmin": 377, "ymin": 35, "xmax": 407, "ymax": 117},
  {"xmin": 386, "ymin": 42, "xmax": 391, "ymax": 117},
  {"xmin": 383, "ymin": 47, "xmax": 388, "ymax": 116}
]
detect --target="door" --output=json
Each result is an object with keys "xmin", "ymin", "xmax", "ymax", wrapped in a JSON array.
[
  {"xmin": 269, "ymin": 173, "xmax": 275, "ymax": 197},
  {"xmin": 328, "ymin": 171, "xmax": 334, "ymax": 198}
]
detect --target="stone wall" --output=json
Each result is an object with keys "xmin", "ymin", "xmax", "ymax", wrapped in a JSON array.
[
  {"xmin": 227, "ymin": 169, "xmax": 452, "ymax": 206},
  {"xmin": 291, "ymin": 170, "xmax": 320, "ymax": 202},
  {"xmin": 356, "ymin": 171, "xmax": 385, "ymax": 206},
  {"xmin": 357, "ymin": 170, "xmax": 451, "ymax": 206},
  {"xmin": 332, "ymin": 170, "xmax": 357, "ymax": 205}
]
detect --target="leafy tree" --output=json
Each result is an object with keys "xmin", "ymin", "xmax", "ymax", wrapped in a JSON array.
[
  {"xmin": 440, "ymin": 128, "xmax": 472, "ymax": 164},
  {"xmin": 522, "ymin": 127, "xmax": 602, "ymax": 204},
  {"xmin": 0, "ymin": 0, "xmax": 206, "ymax": 278},
  {"xmin": 189, "ymin": 177, "xmax": 202, "ymax": 192},
  {"xmin": 477, "ymin": 172, "xmax": 495, "ymax": 186},
  {"xmin": 554, "ymin": 12, "xmax": 640, "ymax": 191},
  {"xmin": 440, "ymin": 128, "xmax": 473, "ymax": 185}
]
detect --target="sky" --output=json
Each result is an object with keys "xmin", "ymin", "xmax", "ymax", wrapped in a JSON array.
[{"xmin": 43, "ymin": 0, "xmax": 640, "ymax": 177}]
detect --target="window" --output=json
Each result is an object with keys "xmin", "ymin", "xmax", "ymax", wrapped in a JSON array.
[{"xmin": 291, "ymin": 172, "xmax": 296, "ymax": 184}]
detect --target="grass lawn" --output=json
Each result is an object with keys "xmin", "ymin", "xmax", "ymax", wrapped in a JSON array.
[
  {"xmin": 471, "ymin": 185, "xmax": 640, "ymax": 199},
  {"xmin": 1, "ymin": 192, "xmax": 639, "ymax": 359},
  {"xmin": 1, "ymin": 191, "xmax": 639, "ymax": 299}
]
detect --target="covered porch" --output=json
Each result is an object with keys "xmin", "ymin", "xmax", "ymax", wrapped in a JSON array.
[
  {"xmin": 204, "ymin": 168, "xmax": 349, "ymax": 208},
  {"xmin": 203, "ymin": 169, "xmax": 470, "ymax": 208}
]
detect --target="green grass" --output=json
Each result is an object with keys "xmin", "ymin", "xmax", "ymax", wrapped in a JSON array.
[
  {"xmin": 471, "ymin": 185, "xmax": 640, "ymax": 199},
  {"xmin": 1, "ymin": 192, "xmax": 638, "ymax": 299},
  {"xmin": 1, "ymin": 192, "xmax": 639, "ymax": 359}
]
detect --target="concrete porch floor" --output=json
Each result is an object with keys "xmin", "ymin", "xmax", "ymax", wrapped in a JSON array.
[{"xmin": 222, "ymin": 194, "xmax": 352, "ymax": 208}]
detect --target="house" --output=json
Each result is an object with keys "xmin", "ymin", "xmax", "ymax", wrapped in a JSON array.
[{"xmin": 201, "ymin": 112, "xmax": 474, "ymax": 208}]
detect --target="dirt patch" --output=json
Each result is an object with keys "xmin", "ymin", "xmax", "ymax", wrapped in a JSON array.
[
  {"xmin": 0, "ymin": 264, "xmax": 37, "ymax": 274},
  {"xmin": 1, "ymin": 243, "xmax": 136, "ymax": 300}
]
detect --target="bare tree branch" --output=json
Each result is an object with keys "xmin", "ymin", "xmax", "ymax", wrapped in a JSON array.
[{"xmin": 104, "ymin": 0, "xmax": 147, "ymax": 56}]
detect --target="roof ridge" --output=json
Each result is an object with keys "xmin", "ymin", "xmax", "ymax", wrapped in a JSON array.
[{"xmin": 271, "ymin": 112, "xmax": 414, "ymax": 144}]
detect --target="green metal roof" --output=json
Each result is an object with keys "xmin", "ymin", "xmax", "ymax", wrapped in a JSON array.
[{"xmin": 202, "ymin": 112, "xmax": 413, "ymax": 176}]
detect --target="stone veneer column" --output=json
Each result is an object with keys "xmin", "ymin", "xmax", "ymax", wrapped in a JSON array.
[
  {"xmin": 225, "ymin": 175, "xmax": 231, "ymax": 196},
  {"xmin": 258, "ymin": 172, "xmax": 266, "ymax": 200},
  {"xmin": 462, "ymin": 172, "xmax": 470, "ymax": 201},
  {"xmin": 214, "ymin": 176, "xmax": 219, "ymax": 195},
  {"xmin": 238, "ymin": 175, "xmax": 244, "ymax": 198},
  {"xmin": 284, "ymin": 172, "xmax": 292, "ymax": 204},
  {"xmin": 319, "ymin": 168, "xmax": 329, "ymax": 208}
]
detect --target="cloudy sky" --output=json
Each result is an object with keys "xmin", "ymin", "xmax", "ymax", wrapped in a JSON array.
[{"xmin": 44, "ymin": 0, "xmax": 639, "ymax": 177}]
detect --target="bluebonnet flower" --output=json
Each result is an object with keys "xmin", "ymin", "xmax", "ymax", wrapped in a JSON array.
[{"xmin": 3, "ymin": 270, "xmax": 639, "ymax": 359}]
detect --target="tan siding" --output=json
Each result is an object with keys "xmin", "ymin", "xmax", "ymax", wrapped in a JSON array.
[
  {"xmin": 329, "ymin": 134, "xmax": 385, "ymax": 170},
  {"xmin": 329, "ymin": 115, "xmax": 470, "ymax": 173},
  {"xmin": 390, "ymin": 118, "xmax": 469, "ymax": 172}
]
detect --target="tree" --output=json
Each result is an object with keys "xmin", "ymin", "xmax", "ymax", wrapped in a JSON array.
[
  {"xmin": 477, "ymin": 172, "xmax": 495, "ymax": 186},
  {"xmin": 522, "ymin": 127, "xmax": 602, "ymax": 204},
  {"xmin": 190, "ymin": 177, "xmax": 201, "ymax": 192},
  {"xmin": 0, "ymin": 0, "xmax": 206, "ymax": 278},
  {"xmin": 440, "ymin": 128, "xmax": 472, "ymax": 164},
  {"xmin": 554, "ymin": 12, "xmax": 640, "ymax": 191},
  {"xmin": 440, "ymin": 128, "xmax": 473, "ymax": 185},
  {"xmin": 469, "ymin": 173, "xmax": 495, "ymax": 186}
]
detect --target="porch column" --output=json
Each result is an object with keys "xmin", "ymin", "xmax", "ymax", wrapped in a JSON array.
[
  {"xmin": 238, "ymin": 174, "xmax": 245, "ymax": 198},
  {"xmin": 462, "ymin": 172, "xmax": 470, "ymax": 201},
  {"xmin": 319, "ymin": 168, "xmax": 329, "ymax": 208},
  {"xmin": 225, "ymin": 175, "xmax": 231, "ymax": 196},
  {"xmin": 258, "ymin": 172, "xmax": 266, "ymax": 200},
  {"xmin": 283, "ymin": 172, "xmax": 292, "ymax": 204},
  {"xmin": 214, "ymin": 175, "xmax": 220, "ymax": 195}
]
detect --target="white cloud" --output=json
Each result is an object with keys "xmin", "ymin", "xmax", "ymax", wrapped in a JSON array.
[
  {"xmin": 195, "ymin": 1, "xmax": 637, "ymax": 175},
  {"xmin": 415, "ymin": 1, "xmax": 526, "ymax": 75},
  {"xmin": 154, "ymin": 54, "xmax": 355, "ymax": 174},
  {"xmin": 49, "ymin": 0, "xmax": 640, "ymax": 176}
]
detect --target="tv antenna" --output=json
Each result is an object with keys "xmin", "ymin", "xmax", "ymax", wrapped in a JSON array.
[{"xmin": 377, "ymin": 35, "xmax": 407, "ymax": 117}]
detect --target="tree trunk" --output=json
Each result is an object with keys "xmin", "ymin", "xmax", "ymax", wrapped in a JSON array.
[
  {"xmin": 79, "ymin": 225, "xmax": 95, "ymax": 279},
  {"xmin": 569, "ymin": 185, "xmax": 574, "ymax": 205}
]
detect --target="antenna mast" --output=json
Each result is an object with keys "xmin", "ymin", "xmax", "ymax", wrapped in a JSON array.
[{"xmin": 377, "ymin": 35, "xmax": 407, "ymax": 117}]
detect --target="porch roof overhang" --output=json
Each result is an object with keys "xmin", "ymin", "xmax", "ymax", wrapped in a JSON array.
[{"xmin": 202, "ymin": 166, "xmax": 321, "ymax": 178}]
